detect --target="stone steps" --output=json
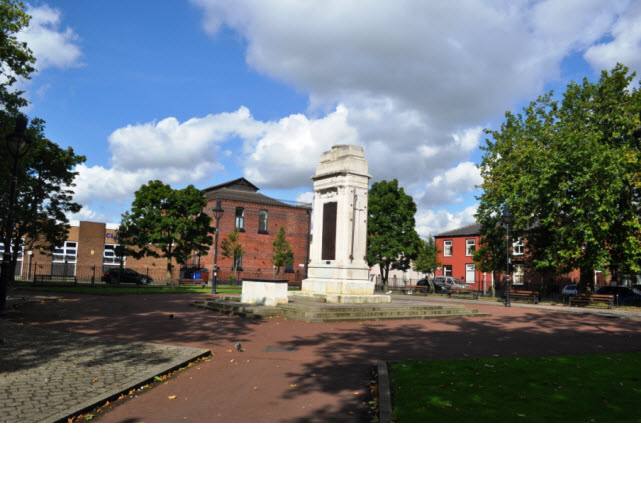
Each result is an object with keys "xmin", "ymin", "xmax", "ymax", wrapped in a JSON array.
[{"xmin": 194, "ymin": 298, "xmax": 487, "ymax": 322}]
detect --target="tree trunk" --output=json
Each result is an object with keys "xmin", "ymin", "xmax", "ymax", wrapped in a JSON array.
[
  {"xmin": 579, "ymin": 266, "xmax": 594, "ymax": 294},
  {"xmin": 166, "ymin": 260, "xmax": 173, "ymax": 286}
]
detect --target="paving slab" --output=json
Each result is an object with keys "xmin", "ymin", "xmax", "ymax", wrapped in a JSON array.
[{"xmin": 0, "ymin": 320, "xmax": 209, "ymax": 423}]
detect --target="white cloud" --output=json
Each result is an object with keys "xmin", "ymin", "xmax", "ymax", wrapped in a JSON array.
[
  {"xmin": 415, "ymin": 205, "xmax": 478, "ymax": 238},
  {"xmin": 107, "ymin": 107, "xmax": 264, "ymax": 171},
  {"xmin": 18, "ymin": 5, "xmax": 83, "ymax": 71},
  {"xmin": 415, "ymin": 162, "xmax": 482, "ymax": 208},
  {"xmin": 584, "ymin": 1, "xmax": 641, "ymax": 74},
  {"xmin": 243, "ymin": 105, "xmax": 359, "ymax": 188}
]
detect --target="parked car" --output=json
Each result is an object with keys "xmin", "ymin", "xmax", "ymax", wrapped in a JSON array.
[
  {"xmin": 562, "ymin": 284, "xmax": 578, "ymax": 296},
  {"xmin": 417, "ymin": 277, "xmax": 447, "ymax": 293},
  {"xmin": 596, "ymin": 286, "xmax": 641, "ymax": 306},
  {"xmin": 102, "ymin": 267, "xmax": 153, "ymax": 285},
  {"xmin": 434, "ymin": 275, "xmax": 472, "ymax": 289}
]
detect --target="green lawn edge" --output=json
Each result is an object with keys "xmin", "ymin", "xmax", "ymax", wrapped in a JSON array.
[{"xmin": 389, "ymin": 352, "xmax": 641, "ymax": 422}]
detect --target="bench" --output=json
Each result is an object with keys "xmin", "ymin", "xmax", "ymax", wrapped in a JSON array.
[
  {"xmin": 179, "ymin": 278, "xmax": 206, "ymax": 286},
  {"xmin": 504, "ymin": 289, "xmax": 539, "ymax": 304},
  {"xmin": 402, "ymin": 285, "xmax": 429, "ymax": 295},
  {"xmin": 447, "ymin": 287, "xmax": 479, "ymax": 300},
  {"xmin": 569, "ymin": 294, "xmax": 614, "ymax": 309},
  {"xmin": 33, "ymin": 274, "xmax": 77, "ymax": 286}
]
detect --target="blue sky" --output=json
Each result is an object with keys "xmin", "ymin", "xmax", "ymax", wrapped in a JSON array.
[{"xmin": 14, "ymin": 0, "xmax": 641, "ymax": 234}]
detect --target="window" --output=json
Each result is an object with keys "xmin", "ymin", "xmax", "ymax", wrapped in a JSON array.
[
  {"xmin": 465, "ymin": 239, "xmax": 476, "ymax": 256},
  {"xmin": 443, "ymin": 265, "xmax": 452, "ymax": 277},
  {"xmin": 443, "ymin": 240, "xmax": 453, "ymax": 256},
  {"xmin": 513, "ymin": 264, "xmax": 524, "ymax": 285},
  {"xmin": 513, "ymin": 237, "xmax": 524, "ymax": 256},
  {"xmin": 0, "ymin": 239, "xmax": 24, "ymax": 277},
  {"xmin": 53, "ymin": 241, "xmax": 77, "ymax": 263},
  {"xmin": 52, "ymin": 241, "xmax": 77, "ymax": 276},
  {"xmin": 258, "ymin": 209, "xmax": 268, "ymax": 233},
  {"xmin": 466, "ymin": 264, "xmax": 475, "ymax": 284},
  {"xmin": 285, "ymin": 262, "xmax": 295, "ymax": 273},
  {"xmin": 103, "ymin": 244, "xmax": 125, "ymax": 266},
  {"xmin": 235, "ymin": 207, "xmax": 245, "ymax": 230}
]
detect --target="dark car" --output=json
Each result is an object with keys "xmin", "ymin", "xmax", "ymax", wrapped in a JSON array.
[
  {"xmin": 596, "ymin": 286, "xmax": 641, "ymax": 306},
  {"xmin": 102, "ymin": 268, "xmax": 153, "ymax": 285},
  {"xmin": 417, "ymin": 276, "xmax": 450, "ymax": 293}
]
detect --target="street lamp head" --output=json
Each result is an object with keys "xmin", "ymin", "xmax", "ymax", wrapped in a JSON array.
[
  {"xmin": 212, "ymin": 199, "xmax": 224, "ymax": 221},
  {"xmin": 501, "ymin": 204, "xmax": 513, "ymax": 225},
  {"xmin": 6, "ymin": 114, "xmax": 28, "ymax": 157}
]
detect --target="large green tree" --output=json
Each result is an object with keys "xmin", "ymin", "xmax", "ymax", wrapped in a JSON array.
[
  {"xmin": 476, "ymin": 64, "xmax": 641, "ymax": 292},
  {"xmin": 118, "ymin": 181, "xmax": 214, "ymax": 285},
  {"xmin": 0, "ymin": 0, "xmax": 36, "ymax": 113},
  {"xmin": 367, "ymin": 179, "xmax": 421, "ymax": 290},
  {"xmin": 1, "ymin": 116, "xmax": 85, "ymax": 279}
]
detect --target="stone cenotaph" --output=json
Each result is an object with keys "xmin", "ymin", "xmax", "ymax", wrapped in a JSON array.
[{"xmin": 296, "ymin": 145, "xmax": 390, "ymax": 303}]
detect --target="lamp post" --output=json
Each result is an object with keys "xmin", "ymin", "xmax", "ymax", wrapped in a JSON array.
[
  {"xmin": 211, "ymin": 199, "xmax": 224, "ymax": 294},
  {"xmin": 0, "ymin": 114, "xmax": 28, "ymax": 316},
  {"xmin": 501, "ymin": 204, "xmax": 513, "ymax": 307}
]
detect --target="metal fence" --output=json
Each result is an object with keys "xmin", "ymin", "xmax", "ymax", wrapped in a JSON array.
[{"xmin": 6, "ymin": 262, "xmax": 307, "ymax": 288}]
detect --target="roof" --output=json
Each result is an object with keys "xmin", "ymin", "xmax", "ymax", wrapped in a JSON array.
[
  {"xmin": 434, "ymin": 222, "xmax": 481, "ymax": 238},
  {"xmin": 203, "ymin": 177, "xmax": 310, "ymax": 209}
]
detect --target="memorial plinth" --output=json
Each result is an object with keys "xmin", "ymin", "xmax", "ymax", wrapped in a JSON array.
[
  {"xmin": 241, "ymin": 278, "xmax": 289, "ymax": 306},
  {"xmin": 296, "ymin": 145, "xmax": 390, "ymax": 304}
]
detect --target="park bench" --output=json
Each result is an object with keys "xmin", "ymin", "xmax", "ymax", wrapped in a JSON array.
[
  {"xmin": 402, "ymin": 285, "xmax": 429, "ymax": 295},
  {"xmin": 569, "ymin": 293, "xmax": 615, "ymax": 309},
  {"xmin": 178, "ymin": 278, "xmax": 206, "ymax": 286},
  {"xmin": 33, "ymin": 274, "xmax": 77, "ymax": 286},
  {"xmin": 447, "ymin": 287, "xmax": 479, "ymax": 300},
  {"xmin": 504, "ymin": 289, "xmax": 539, "ymax": 304}
]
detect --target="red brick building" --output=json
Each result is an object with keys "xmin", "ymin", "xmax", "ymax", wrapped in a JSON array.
[
  {"xmin": 434, "ymin": 222, "xmax": 605, "ymax": 294},
  {"xmin": 201, "ymin": 178, "xmax": 312, "ymax": 282},
  {"xmin": 433, "ymin": 223, "xmax": 490, "ymax": 292}
]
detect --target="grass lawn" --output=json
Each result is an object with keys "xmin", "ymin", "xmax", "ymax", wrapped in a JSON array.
[{"xmin": 389, "ymin": 352, "xmax": 641, "ymax": 422}]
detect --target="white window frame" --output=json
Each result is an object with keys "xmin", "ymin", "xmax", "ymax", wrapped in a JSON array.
[
  {"xmin": 513, "ymin": 263, "xmax": 525, "ymax": 285},
  {"xmin": 513, "ymin": 237, "xmax": 525, "ymax": 256},
  {"xmin": 443, "ymin": 265, "xmax": 452, "ymax": 277},
  {"xmin": 465, "ymin": 264, "xmax": 475, "ymax": 284},
  {"xmin": 465, "ymin": 239, "xmax": 476, "ymax": 256},
  {"xmin": 0, "ymin": 239, "xmax": 24, "ymax": 277},
  {"xmin": 443, "ymin": 240, "xmax": 453, "ymax": 257},
  {"xmin": 103, "ymin": 244, "xmax": 125, "ymax": 266},
  {"xmin": 53, "ymin": 241, "xmax": 77, "ymax": 263}
]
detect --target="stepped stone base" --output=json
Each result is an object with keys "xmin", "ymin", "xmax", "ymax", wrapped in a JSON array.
[
  {"xmin": 194, "ymin": 296, "xmax": 488, "ymax": 323},
  {"xmin": 289, "ymin": 291, "xmax": 391, "ymax": 304}
]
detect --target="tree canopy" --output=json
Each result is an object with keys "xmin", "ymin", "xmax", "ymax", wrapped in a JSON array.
[
  {"xmin": 118, "ymin": 181, "xmax": 214, "ymax": 284},
  {"xmin": 1, "ymin": 116, "xmax": 85, "ymax": 278},
  {"xmin": 367, "ymin": 179, "xmax": 421, "ymax": 289},
  {"xmin": 0, "ymin": 1, "xmax": 36, "ymax": 113},
  {"xmin": 476, "ymin": 63, "xmax": 641, "ymax": 291}
]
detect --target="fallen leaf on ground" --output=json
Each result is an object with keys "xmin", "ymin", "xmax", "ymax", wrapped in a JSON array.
[
  {"xmin": 289, "ymin": 384, "xmax": 297, "ymax": 387},
  {"xmin": 168, "ymin": 395, "xmax": 176, "ymax": 400}
]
